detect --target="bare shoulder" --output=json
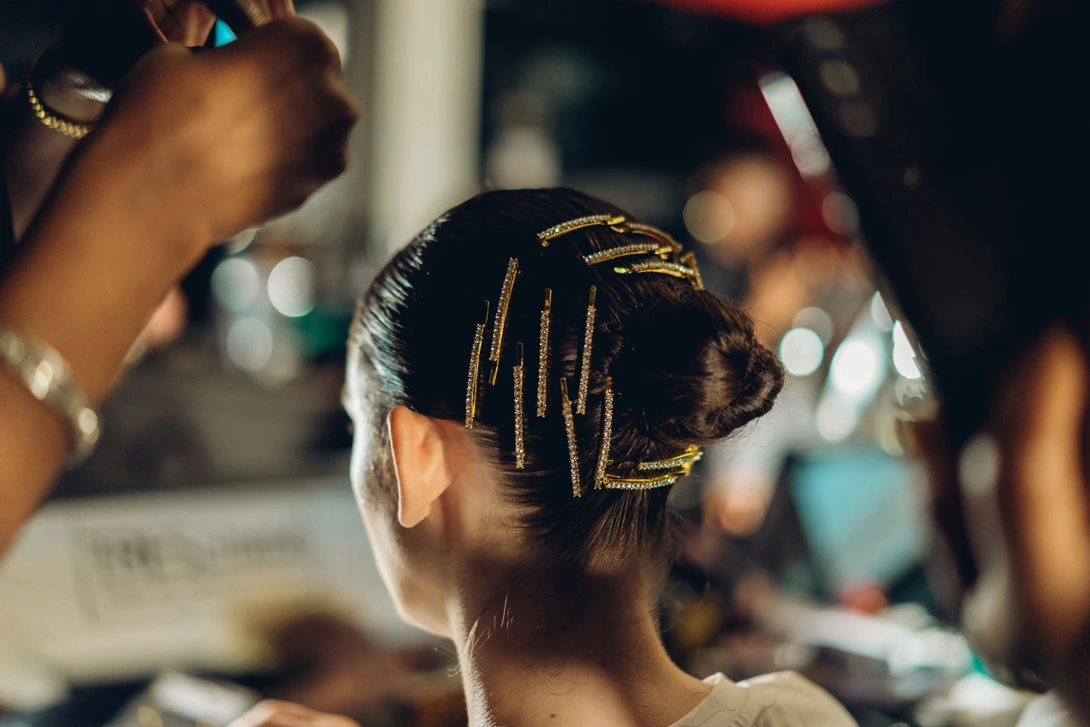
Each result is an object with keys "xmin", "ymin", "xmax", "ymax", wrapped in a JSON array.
[{"xmin": 735, "ymin": 672, "xmax": 858, "ymax": 727}]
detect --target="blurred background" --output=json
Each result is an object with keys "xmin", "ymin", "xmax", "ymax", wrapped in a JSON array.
[{"xmin": 0, "ymin": 0, "xmax": 1032, "ymax": 725}]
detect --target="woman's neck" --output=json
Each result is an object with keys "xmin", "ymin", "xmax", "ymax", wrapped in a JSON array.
[{"xmin": 447, "ymin": 567, "xmax": 712, "ymax": 727}]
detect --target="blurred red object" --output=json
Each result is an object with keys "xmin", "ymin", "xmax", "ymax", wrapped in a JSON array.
[
  {"xmin": 646, "ymin": 0, "xmax": 886, "ymax": 25},
  {"xmin": 839, "ymin": 579, "xmax": 889, "ymax": 615}
]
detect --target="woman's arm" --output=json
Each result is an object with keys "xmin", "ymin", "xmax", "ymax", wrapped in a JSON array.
[{"xmin": 0, "ymin": 17, "xmax": 355, "ymax": 552}]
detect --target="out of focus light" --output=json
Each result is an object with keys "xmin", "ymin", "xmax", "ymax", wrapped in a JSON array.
[
  {"xmin": 870, "ymin": 292, "xmax": 894, "ymax": 331},
  {"xmin": 821, "ymin": 192, "xmax": 859, "ymax": 235},
  {"xmin": 760, "ymin": 73, "xmax": 831, "ymax": 178},
  {"xmin": 793, "ymin": 306, "xmax": 834, "ymax": 344},
  {"xmin": 683, "ymin": 191, "xmax": 735, "ymax": 243},
  {"xmin": 817, "ymin": 396, "xmax": 859, "ymax": 442},
  {"xmin": 892, "ymin": 321, "xmax": 922, "ymax": 380},
  {"xmin": 840, "ymin": 100, "xmax": 877, "ymax": 138},
  {"xmin": 211, "ymin": 257, "xmax": 260, "ymax": 313},
  {"xmin": 226, "ymin": 318, "xmax": 273, "ymax": 372},
  {"xmin": 779, "ymin": 328, "xmax": 824, "ymax": 377},
  {"xmin": 268, "ymin": 257, "xmax": 317, "ymax": 318},
  {"xmin": 819, "ymin": 59, "xmax": 860, "ymax": 97},
  {"xmin": 830, "ymin": 338, "xmax": 882, "ymax": 397}
]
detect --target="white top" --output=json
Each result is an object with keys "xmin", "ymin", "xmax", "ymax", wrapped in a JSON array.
[{"xmin": 670, "ymin": 672, "xmax": 858, "ymax": 727}]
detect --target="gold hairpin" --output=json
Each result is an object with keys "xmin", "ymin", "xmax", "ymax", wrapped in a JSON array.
[
  {"xmin": 560, "ymin": 378, "xmax": 581, "ymax": 497},
  {"xmin": 538, "ymin": 214, "xmax": 626, "ymax": 247},
  {"xmin": 583, "ymin": 243, "xmax": 671, "ymax": 266},
  {"xmin": 465, "ymin": 300, "xmax": 490, "ymax": 429},
  {"xmin": 593, "ymin": 379, "xmax": 614, "ymax": 489},
  {"xmin": 678, "ymin": 251, "xmax": 704, "ymax": 290},
  {"xmin": 536, "ymin": 289, "xmax": 552, "ymax": 418},
  {"xmin": 576, "ymin": 286, "xmax": 596, "ymax": 415},
  {"xmin": 513, "ymin": 342, "xmax": 526, "ymax": 469},
  {"xmin": 488, "ymin": 257, "xmax": 519, "ymax": 385},
  {"xmin": 634, "ymin": 445, "xmax": 703, "ymax": 472},
  {"xmin": 620, "ymin": 221, "xmax": 684, "ymax": 253},
  {"xmin": 602, "ymin": 472, "xmax": 680, "ymax": 491},
  {"xmin": 613, "ymin": 260, "xmax": 699, "ymax": 283}
]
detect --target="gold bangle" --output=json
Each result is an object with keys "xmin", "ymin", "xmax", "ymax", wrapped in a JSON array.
[{"xmin": 26, "ymin": 76, "xmax": 93, "ymax": 140}]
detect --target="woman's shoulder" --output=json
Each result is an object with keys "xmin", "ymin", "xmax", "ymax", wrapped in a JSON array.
[{"xmin": 670, "ymin": 671, "xmax": 858, "ymax": 727}]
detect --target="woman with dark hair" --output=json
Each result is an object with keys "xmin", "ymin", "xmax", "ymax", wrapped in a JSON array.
[{"xmin": 338, "ymin": 188, "xmax": 857, "ymax": 726}]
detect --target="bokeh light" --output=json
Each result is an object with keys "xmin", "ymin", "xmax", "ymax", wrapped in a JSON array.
[
  {"xmin": 779, "ymin": 327, "xmax": 825, "ymax": 377},
  {"xmin": 211, "ymin": 257, "xmax": 261, "ymax": 313},
  {"xmin": 268, "ymin": 257, "xmax": 317, "ymax": 318}
]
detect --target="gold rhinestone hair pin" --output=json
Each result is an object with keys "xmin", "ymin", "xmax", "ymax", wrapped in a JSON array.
[
  {"xmin": 593, "ymin": 379, "xmax": 614, "ymax": 490},
  {"xmin": 465, "ymin": 300, "xmax": 490, "ymax": 429},
  {"xmin": 538, "ymin": 214, "xmax": 626, "ymax": 247},
  {"xmin": 488, "ymin": 257, "xmax": 519, "ymax": 385},
  {"xmin": 536, "ymin": 289, "xmax": 552, "ymax": 418},
  {"xmin": 602, "ymin": 446, "xmax": 704, "ymax": 491},
  {"xmin": 560, "ymin": 378, "xmax": 581, "ymax": 497},
  {"xmin": 513, "ymin": 342, "xmax": 526, "ymax": 469},
  {"xmin": 613, "ymin": 260, "xmax": 700, "ymax": 285},
  {"xmin": 576, "ymin": 286, "xmax": 596, "ymax": 415},
  {"xmin": 583, "ymin": 242, "xmax": 671, "ymax": 266}
]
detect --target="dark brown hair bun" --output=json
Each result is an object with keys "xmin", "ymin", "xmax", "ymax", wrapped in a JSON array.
[{"xmin": 611, "ymin": 289, "xmax": 784, "ymax": 448}]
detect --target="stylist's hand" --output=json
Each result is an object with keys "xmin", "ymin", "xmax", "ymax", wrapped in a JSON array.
[
  {"xmin": 60, "ymin": 16, "xmax": 356, "ymax": 260},
  {"xmin": 229, "ymin": 700, "xmax": 360, "ymax": 727},
  {"xmin": 914, "ymin": 329, "xmax": 1090, "ymax": 722}
]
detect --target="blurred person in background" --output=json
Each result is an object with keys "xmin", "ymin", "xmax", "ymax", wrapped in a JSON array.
[
  {"xmin": 0, "ymin": 0, "xmax": 356, "ymax": 552},
  {"xmin": 339, "ymin": 187, "xmax": 856, "ymax": 726}
]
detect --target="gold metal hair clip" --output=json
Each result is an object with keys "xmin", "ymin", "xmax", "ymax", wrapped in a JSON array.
[
  {"xmin": 620, "ymin": 221, "xmax": 684, "ymax": 253},
  {"xmin": 602, "ymin": 472, "xmax": 679, "ymax": 491},
  {"xmin": 576, "ymin": 286, "xmax": 596, "ymax": 415},
  {"xmin": 536, "ymin": 289, "xmax": 552, "ymax": 418},
  {"xmin": 513, "ymin": 343, "xmax": 526, "ymax": 469},
  {"xmin": 635, "ymin": 446, "xmax": 704, "ymax": 473},
  {"xmin": 613, "ymin": 260, "xmax": 699, "ymax": 283},
  {"xmin": 465, "ymin": 300, "xmax": 490, "ymax": 429},
  {"xmin": 583, "ymin": 243, "xmax": 671, "ymax": 266},
  {"xmin": 560, "ymin": 378, "xmax": 581, "ymax": 498},
  {"xmin": 488, "ymin": 257, "xmax": 519, "ymax": 385},
  {"xmin": 593, "ymin": 379, "xmax": 614, "ymax": 490},
  {"xmin": 678, "ymin": 251, "xmax": 704, "ymax": 290},
  {"xmin": 538, "ymin": 214, "xmax": 626, "ymax": 247}
]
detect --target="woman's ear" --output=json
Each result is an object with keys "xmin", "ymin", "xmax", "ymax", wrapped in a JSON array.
[{"xmin": 387, "ymin": 406, "xmax": 455, "ymax": 528}]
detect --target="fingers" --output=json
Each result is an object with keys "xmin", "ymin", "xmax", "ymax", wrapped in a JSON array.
[
  {"xmin": 229, "ymin": 700, "xmax": 360, "ymax": 727},
  {"xmin": 993, "ymin": 329, "xmax": 1090, "ymax": 654}
]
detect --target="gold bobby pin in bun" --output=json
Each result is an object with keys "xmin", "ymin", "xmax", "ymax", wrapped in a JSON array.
[
  {"xmin": 513, "ymin": 343, "xmax": 526, "ymax": 469},
  {"xmin": 621, "ymin": 221, "xmax": 684, "ymax": 253},
  {"xmin": 593, "ymin": 379, "xmax": 614, "ymax": 490},
  {"xmin": 613, "ymin": 260, "xmax": 700, "ymax": 284},
  {"xmin": 678, "ymin": 251, "xmax": 704, "ymax": 290},
  {"xmin": 538, "ymin": 214, "xmax": 626, "ymax": 247},
  {"xmin": 583, "ymin": 242, "xmax": 671, "ymax": 266},
  {"xmin": 488, "ymin": 257, "xmax": 519, "ymax": 385},
  {"xmin": 465, "ymin": 300, "xmax": 490, "ymax": 429},
  {"xmin": 602, "ymin": 472, "xmax": 680, "ymax": 490},
  {"xmin": 537, "ymin": 289, "xmax": 552, "ymax": 418},
  {"xmin": 576, "ymin": 286, "xmax": 596, "ymax": 415},
  {"xmin": 560, "ymin": 379, "xmax": 581, "ymax": 497},
  {"xmin": 603, "ymin": 446, "xmax": 704, "ymax": 491}
]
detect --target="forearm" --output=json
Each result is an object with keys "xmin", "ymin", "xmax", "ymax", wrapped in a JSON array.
[{"xmin": 0, "ymin": 136, "xmax": 203, "ymax": 552}]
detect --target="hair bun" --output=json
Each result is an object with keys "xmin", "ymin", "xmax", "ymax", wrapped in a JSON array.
[{"xmin": 611, "ymin": 290, "xmax": 784, "ymax": 447}]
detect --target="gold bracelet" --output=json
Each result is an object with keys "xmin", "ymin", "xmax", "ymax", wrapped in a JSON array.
[{"xmin": 26, "ymin": 75, "xmax": 94, "ymax": 140}]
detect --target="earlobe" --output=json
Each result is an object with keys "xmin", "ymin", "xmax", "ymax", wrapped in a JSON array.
[{"xmin": 388, "ymin": 406, "xmax": 454, "ymax": 528}]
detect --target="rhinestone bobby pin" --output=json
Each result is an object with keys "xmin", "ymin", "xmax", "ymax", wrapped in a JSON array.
[
  {"xmin": 465, "ymin": 300, "xmax": 490, "ymax": 429},
  {"xmin": 602, "ymin": 472, "xmax": 680, "ymax": 491},
  {"xmin": 513, "ymin": 343, "xmax": 526, "ymax": 469},
  {"xmin": 576, "ymin": 286, "xmax": 596, "ymax": 415},
  {"xmin": 488, "ymin": 257, "xmax": 519, "ymax": 385},
  {"xmin": 537, "ymin": 289, "xmax": 552, "ymax": 418},
  {"xmin": 636, "ymin": 446, "xmax": 703, "ymax": 472},
  {"xmin": 560, "ymin": 378, "xmax": 581, "ymax": 497},
  {"xmin": 613, "ymin": 260, "xmax": 700, "ymax": 284},
  {"xmin": 538, "ymin": 214, "xmax": 626, "ymax": 247},
  {"xmin": 593, "ymin": 379, "xmax": 614, "ymax": 490},
  {"xmin": 583, "ymin": 242, "xmax": 671, "ymax": 266}
]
